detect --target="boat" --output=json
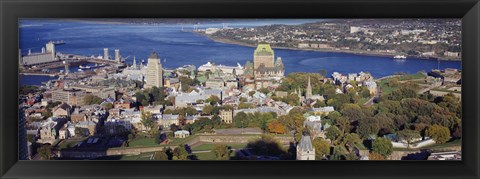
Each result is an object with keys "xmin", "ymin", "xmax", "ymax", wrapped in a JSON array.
[
  {"xmin": 51, "ymin": 40, "xmax": 66, "ymax": 45},
  {"xmin": 393, "ymin": 55, "xmax": 407, "ymax": 62},
  {"xmin": 78, "ymin": 69, "xmax": 83, "ymax": 72},
  {"xmin": 79, "ymin": 65, "xmax": 91, "ymax": 69}
]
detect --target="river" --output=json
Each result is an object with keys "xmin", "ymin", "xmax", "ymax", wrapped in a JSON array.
[{"xmin": 19, "ymin": 19, "xmax": 461, "ymax": 86}]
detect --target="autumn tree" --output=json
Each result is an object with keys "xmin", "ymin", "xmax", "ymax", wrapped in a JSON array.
[
  {"xmin": 426, "ymin": 124, "xmax": 451, "ymax": 144},
  {"xmin": 369, "ymin": 152, "xmax": 386, "ymax": 160},
  {"xmin": 267, "ymin": 120, "xmax": 286, "ymax": 134}
]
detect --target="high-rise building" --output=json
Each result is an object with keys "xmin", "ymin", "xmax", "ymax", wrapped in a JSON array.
[
  {"xmin": 104, "ymin": 48, "xmax": 109, "ymax": 60},
  {"xmin": 306, "ymin": 75, "xmax": 313, "ymax": 99},
  {"xmin": 115, "ymin": 49, "xmax": 120, "ymax": 62},
  {"xmin": 145, "ymin": 51, "xmax": 163, "ymax": 88}
]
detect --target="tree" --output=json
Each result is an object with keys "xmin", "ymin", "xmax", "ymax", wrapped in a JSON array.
[
  {"xmin": 369, "ymin": 152, "xmax": 386, "ymax": 160},
  {"xmin": 233, "ymin": 112, "xmax": 249, "ymax": 128},
  {"xmin": 341, "ymin": 133, "xmax": 362, "ymax": 150},
  {"xmin": 102, "ymin": 102, "xmax": 114, "ymax": 110},
  {"xmin": 37, "ymin": 144, "xmax": 51, "ymax": 160},
  {"xmin": 206, "ymin": 95, "xmax": 221, "ymax": 105},
  {"xmin": 279, "ymin": 107, "xmax": 306, "ymax": 134},
  {"xmin": 325, "ymin": 125, "xmax": 343, "ymax": 143},
  {"xmin": 267, "ymin": 120, "xmax": 286, "ymax": 134},
  {"xmin": 202, "ymin": 105, "xmax": 215, "ymax": 115},
  {"xmin": 356, "ymin": 117, "xmax": 380, "ymax": 139},
  {"xmin": 426, "ymin": 124, "xmax": 451, "ymax": 144},
  {"xmin": 211, "ymin": 144, "xmax": 232, "ymax": 160},
  {"xmin": 154, "ymin": 151, "xmax": 169, "ymax": 160},
  {"xmin": 330, "ymin": 145, "xmax": 348, "ymax": 160},
  {"xmin": 340, "ymin": 104, "xmax": 364, "ymax": 121},
  {"xmin": 312, "ymin": 138, "xmax": 331, "ymax": 160},
  {"xmin": 173, "ymin": 145, "xmax": 188, "ymax": 160},
  {"xmin": 83, "ymin": 94, "xmax": 103, "ymax": 105},
  {"xmin": 372, "ymin": 138, "xmax": 393, "ymax": 158},
  {"xmin": 397, "ymin": 129, "xmax": 421, "ymax": 148},
  {"xmin": 336, "ymin": 116, "xmax": 351, "ymax": 133},
  {"xmin": 74, "ymin": 127, "xmax": 84, "ymax": 137},
  {"xmin": 141, "ymin": 111, "xmax": 155, "ymax": 133}
]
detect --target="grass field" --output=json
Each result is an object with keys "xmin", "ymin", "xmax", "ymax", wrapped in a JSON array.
[
  {"xmin": 128, "ymin": 137, "xmax": 158, "ymax": 147},
  {"xmin": 192, "ymin": 143, "xmax": 247, "ymax": 151},
  {"xmin": 378, "ymin": 79, "xmax": 396, "ymax": 95},
  {"xmin": 194, "ymin": 150, "xmax": 237, "ymax": 160},
  {"xmin": 398, "ymin": 72, "xmax": 427, "ymax": 81}
]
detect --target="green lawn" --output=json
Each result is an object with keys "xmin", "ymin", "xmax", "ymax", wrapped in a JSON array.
[
  {"xmin": 398, "ymin": 72, "xmax": 427, "ymax": 81},
  {"xmin": 192, "ymin": 143, "xmax": 247, "ymax": 151},
  {"xmin": 128, "ymin": 137, "xmax": 158, "ymax": 147},
  {"xmin": 423, "ymin": 139, "xmax": 462, "ymax": 150},
  {"xmin": 194, "ymin": 150, "xmax": 237, "ymax": 160},
  {"xmin": 194, "ymin": 152, "xmax": 217, "ymax": 160},
  {"xmin": 378, "ymin": 79, "xmax": 396, "ymax": 95}
]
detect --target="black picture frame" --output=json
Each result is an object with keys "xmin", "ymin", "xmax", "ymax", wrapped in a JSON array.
[{"xmin": 1, "ymin": 0, "xmax": 479, "ymax": 178}]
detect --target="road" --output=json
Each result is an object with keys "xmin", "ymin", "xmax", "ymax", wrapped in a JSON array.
[{"xmin": 363, "ymin": 86, "xmax": 381, "ymax": 107}]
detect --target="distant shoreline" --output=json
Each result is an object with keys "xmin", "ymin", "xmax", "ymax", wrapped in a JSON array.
[{"xmin": 199, "ymin": 33, "xmax": 461, "ymax": 62}]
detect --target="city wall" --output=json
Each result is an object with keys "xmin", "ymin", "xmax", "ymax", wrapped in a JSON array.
[{"xmin": 58, "ymin": 134, "xmax": 295, "ymax": 158}]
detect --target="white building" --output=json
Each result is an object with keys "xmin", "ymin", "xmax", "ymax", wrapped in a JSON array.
[{"xmin": 174, "ymin": 130, "xmax": 190, "ymax": 138}]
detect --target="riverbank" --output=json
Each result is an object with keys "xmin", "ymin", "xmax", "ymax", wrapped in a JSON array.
[{"xmin": 200, "ymin": 33, "xmax": 461, "ymax": 61}]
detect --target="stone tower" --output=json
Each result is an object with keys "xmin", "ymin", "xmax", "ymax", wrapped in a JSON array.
[{"xmin": 297, "ymin": 135, "xmax": 315, "ymax": 160}]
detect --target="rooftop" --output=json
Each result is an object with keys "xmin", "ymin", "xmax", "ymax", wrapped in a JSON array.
[{"xmin": 254, "ymin": 44, "xmax": 274, "ymax": 56}]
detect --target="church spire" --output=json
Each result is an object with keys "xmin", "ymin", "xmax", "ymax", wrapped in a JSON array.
[{"xmin": 306, "ymin": 75, "xmax": 313, "ymax": 99}]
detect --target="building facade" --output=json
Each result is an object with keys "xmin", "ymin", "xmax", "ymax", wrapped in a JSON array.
[
  {"xmin": 296, "ymin": 135, "xmax": 315, "ymax": 160},
  {"xmin": 145, "ymin": 51, "xmax": 163, "ymax": 88},
  {"xmin": 248, "ymin": 44, "xmax": 285, "ymax": 89},
  {"xmin": 52, "ymin": 89, "xmax": 86, "ymax": 106},
  {"xmin": 219, "ymin": 109, "xmax": 233, "ymax": 124}
]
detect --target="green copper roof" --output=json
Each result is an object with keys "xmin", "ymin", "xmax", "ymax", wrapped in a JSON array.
[{"xmin": 254, "ymin": 44, "xmax": 274, "ymax": 56}]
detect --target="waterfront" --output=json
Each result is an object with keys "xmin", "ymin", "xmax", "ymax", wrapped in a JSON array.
[{"xmin": 19, "ymin": 19, "xmax": 461, "ymax": 86}]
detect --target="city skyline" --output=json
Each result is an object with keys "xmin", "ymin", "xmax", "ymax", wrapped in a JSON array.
[{"xmin": 19, "ymin": 19, "xmax": 462, "ymax": 161}]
